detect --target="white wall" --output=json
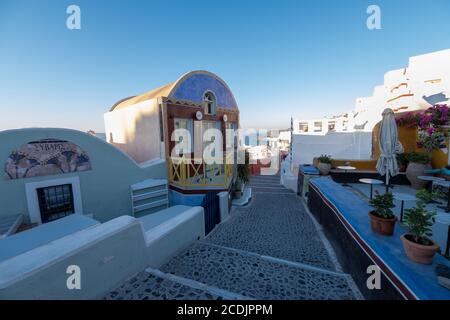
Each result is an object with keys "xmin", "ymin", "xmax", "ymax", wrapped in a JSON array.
[
  {"xmin": 104, "ymin": 98, "xmax": 162, "ymax": 164},
  {"xmin": 295, "ymin": 49, "xmax": 450, "ymax": 138},
  {"xmin": 291, "ymin": 131, "xmax": 372, "ymax": 167},
  {"xmin": 0, "ymin": 206, "xmax": 205, "ymax": 299},
  {"xmin": 0, "ymin": 128, "xmax": 167, "ymax": 224}
]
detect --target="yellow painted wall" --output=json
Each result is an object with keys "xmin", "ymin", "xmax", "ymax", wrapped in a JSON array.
[
  {"xmin": 431, "ymin": 144, "xmax": 448, "ymax": 169},
  {"xmin": 372, "ymin": 123, "xmax": 419, "ymax": 157},
  {"xmin": 323, "ymin": 111, "xmax": 449, "ymax": 170},
  {"xmin": 372, "ymin": 115, "xmax": 448, "ymax": 169}
]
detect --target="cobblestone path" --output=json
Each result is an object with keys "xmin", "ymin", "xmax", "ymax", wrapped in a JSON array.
[{"xmin": 105, "ymin": 175, "xmax": 363, "ymax": 300}]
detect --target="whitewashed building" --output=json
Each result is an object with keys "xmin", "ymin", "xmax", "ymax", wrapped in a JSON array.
[{"xmin": 291, "ymin": 49, "xmax": 450, "ymax": 167}]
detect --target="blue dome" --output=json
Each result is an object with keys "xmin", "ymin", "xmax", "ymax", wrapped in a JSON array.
[{"xmin": 169, "ymin": 71, "xmax": 238, "ymax": 109}]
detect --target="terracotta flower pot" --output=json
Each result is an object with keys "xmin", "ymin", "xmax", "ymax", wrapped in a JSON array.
[
  {"xmin": 400, "ymin": 234, "xmax": 439, "ymax": 264},
  {"xmin": 406, "ymin": 162, "xmax": 429, "ymax": 189},
  {"xmin": 317, "ymin": 162, "xmax": 331, "ymax": 175},
  {"xmin": 368, "ymin": 211, "xmax": 397, "ymax": 236}
]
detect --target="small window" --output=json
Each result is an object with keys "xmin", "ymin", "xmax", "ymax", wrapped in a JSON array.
[
  {"xmin": 174, "ymin": 118, "xmax": 193, "ymax": 154},
  {"xmin": 202, "ymin": 121, "xmax": 219, "ymax": 158},
  {"xmin": 37, "ymin": 184, "xmax": 74, "ymax": 223},
  {"xmin": 328, "ymin": 121, "xmax": 336, "ymax": 132},
  {"xmin": 314, "ymin": 121, "xmax": 322, "ymax": 132},
  {"xmin": 298, "ymin": 123, "xmax": 308, "ymax": 133},
  {"xmin": 342, "ymin": 120, "xmax": 348, "ymax": 131},
  {"xmin": 203, "ymin": 91, "xmax": 216, "ymax": 115}
]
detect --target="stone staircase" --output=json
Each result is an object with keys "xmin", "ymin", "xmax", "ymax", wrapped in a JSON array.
[
  {"xmin": 105, "ymin": 175, "xmax": 363, "ymax": 300},
  {"xmin": 105, "ymin": 242, "xmax": 361, "ymax": 300},
  {"xmin": 247, "ymin": 174, "xmax": 294, "ymax": 195}
]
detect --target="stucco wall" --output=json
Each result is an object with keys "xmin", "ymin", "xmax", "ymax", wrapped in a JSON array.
[
  {"xmin": 0, "ymin": 207, "xmax": 205, "ymax": 299},
  {"xmin": 104, "ymin": 98, "xmax": 162, "ymax": 164},
  {"xmin": 292, "ymin": 132, "xmax": 373, "ymax": 167},
  {"xmin": 0, "ymin": 128, "xmax": 167, "ymax": 223}
]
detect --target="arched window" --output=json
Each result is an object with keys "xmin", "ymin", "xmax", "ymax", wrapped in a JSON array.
[{"xmin": 203, "ymin": 91, "xmax": 216, "ymax": 115}]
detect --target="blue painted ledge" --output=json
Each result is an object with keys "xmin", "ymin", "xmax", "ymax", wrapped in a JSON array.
[
  {"xmin": 310, "ymin": 177, "xmax": 450, "ymax": 300},
  {"xmin": 299, "ymin": 164, "xmax": 320, "ymax": 175}
]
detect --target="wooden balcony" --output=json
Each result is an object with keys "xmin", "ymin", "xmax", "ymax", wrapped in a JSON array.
[{"xmin": 168, "ymin": 155, "xmax": 234, "ymax": 190}]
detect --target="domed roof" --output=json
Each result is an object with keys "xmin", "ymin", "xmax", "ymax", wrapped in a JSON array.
[{"xmin": 110, "ymin": 70, "xmax": 238, "ymax": 111}]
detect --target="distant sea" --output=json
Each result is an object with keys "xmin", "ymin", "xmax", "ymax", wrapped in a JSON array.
[
  {"xmin": 245, "ymin": 132, "xmax": 264, "ymax": 147},
  {"xmin": 95, "ymin": 133, "xmax": 106, "ymax": 141}
]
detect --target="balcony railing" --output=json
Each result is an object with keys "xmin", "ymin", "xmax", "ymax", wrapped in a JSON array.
[{"xmin": 168, "ymin": 155, "xmax": 234, "ymax": 188}]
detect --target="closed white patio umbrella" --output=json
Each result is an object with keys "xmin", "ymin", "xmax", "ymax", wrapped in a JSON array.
[{"xmin": 376, "ymin": 108, "xmax": 401, "ymax": 193}]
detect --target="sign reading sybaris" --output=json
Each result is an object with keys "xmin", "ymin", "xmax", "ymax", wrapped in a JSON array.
[{"xmin": 4, "ymin": 139, "xmax": 91, "ymax": 180}]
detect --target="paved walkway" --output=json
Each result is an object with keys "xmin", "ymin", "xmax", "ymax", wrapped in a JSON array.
[{"xmin": 105, "ymin": 175, "xmax": 363, "ymax": 300}]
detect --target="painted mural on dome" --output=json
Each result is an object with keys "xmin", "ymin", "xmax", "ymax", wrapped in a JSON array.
[
  {"xmin": 171, "ymin": 73, "xmax": 238, "ymax": 109},
  {"xmin": 4, "ymin": 139, "xmax": 91, "ymax": 180}
]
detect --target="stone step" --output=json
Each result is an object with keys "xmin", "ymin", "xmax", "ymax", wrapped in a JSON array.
[
  {"xmin": 145, "ymin": 268, "xmax": 254, "ymax": 300},
  {"xmin": 206, "ymin": 193, "xmax": 337, "ymax": 271},
  {"xmin": 250, "ymin": 176, "xmax": 280, "ymax": 182},
  {"xmin": 160, "ymin": 242, "xmax": 363, "ymax": 300},
  {"xmin": 104, "ymin": 270, "xmax": 227, "ymax": 300},
  {"xmin": 251, "ymin": 187, "xmax": 293, "ymax": 194},
  {"xmin": 203, "ymin": 242, "xmax": 348, "ymax": 276},
  {"xmin": 249, "ymin": 181, "xmax": 281, "ymax": 186},
  {"xmin": 247, "ymin": 182, "xmax": 282, "ymax": 186}
]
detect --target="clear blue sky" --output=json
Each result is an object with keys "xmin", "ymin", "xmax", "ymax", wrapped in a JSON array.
[{"xmin": 1, "ymin": 0, "xmax": 450, "ymax": 132}]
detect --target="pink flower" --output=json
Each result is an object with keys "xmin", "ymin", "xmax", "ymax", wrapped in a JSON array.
[{"xmin": 419, "ymin": 115, "xmax": 432, "ymax": 128}]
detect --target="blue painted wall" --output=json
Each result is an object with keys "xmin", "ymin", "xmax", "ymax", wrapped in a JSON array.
[
  {"xmin": 171, "ymin": 73, "xmax": 237, "ymax": 109},
  {"xmin": 169, "ymin": 189, "xmax": 206, "ymax": 207}
]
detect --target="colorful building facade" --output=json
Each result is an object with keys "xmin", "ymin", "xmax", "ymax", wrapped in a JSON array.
[{"xmin": 104, "ymin": 71, "xmax": 240, "ymax": 206}]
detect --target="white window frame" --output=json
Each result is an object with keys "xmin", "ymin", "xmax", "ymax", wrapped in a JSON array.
[
  {"xmin": 203, "ymin": 91, "xmax": 217, "ymax": 115},
  {"xmin": 174, "ymin": 117, "xmax": 194, "ymax": 154},
  {"xmin": 25, "ymin": 176, "xmax": 83, "ymax": 224}
]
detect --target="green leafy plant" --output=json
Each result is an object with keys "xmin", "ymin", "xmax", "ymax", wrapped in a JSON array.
[
  {"xmin": 416, "ymin": 189, "xmax": 433, "ymax": 203},
  {"xmin": 235, "ymin": 178, "xmax": 244, "ymax": 192},
  {"xmin": 403, "ymin": 202, "xmax": 436, "ymax": 245},
  {"xmin": 417, "ymin": 129, "xmax": 447, "ymax": 152},
  {"xmin": 237, "ymin": 150, "xmax": 250, "ymax": 184},
  {"xmin": 432, "ymin": 187, "xmax": 447, "ymax": 201},
  {"xmin": 317, "ymin": 154, "xmax": 332, "ymax": 164},
  {"xmin": 406, "ymin": 152, "xmax": 431, "ymax": 165},
  {"xmin": 369, "ymin": 192, "xmax": 395, "ymax": 219},
  {"xmin": 416, "ymin": 188, "xmax": 444, "ymax": 204},
  {"xmin": 396, "ymin": 153, "xmax": 409, "ymax": 168}
]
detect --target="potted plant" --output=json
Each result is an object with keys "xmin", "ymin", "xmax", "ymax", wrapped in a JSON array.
[
  {"xmin": 396, "ymin": 153, "xmax": 409, "ymax": 172},
  {"xmin": 415, "ymin": 189, "xmax": 434, "ymax": 204},
  {"xmin": 235, "ymin": 151, "xmax": 250, "ymax": 199},
  {"xmin": 368, "ymin": 191, "xmax": 397, "ymax": 236},
  {"xmin": 415, "ymin": 188, "xmax": 444, "ymax": 204},
  {"xmin": 405, "ymin": 152, "xmax": 431, "ymax": 189},
  {"xmin": 317, "ymin": 154, "xmax": 332, "ymax": 175},
  {"xmin": 401, "ymin": 202, "xmax": 439, "ymax": 264},
  {"xmin": 234, "ymin": 178, "xmax": 244, "ymax": 199}
]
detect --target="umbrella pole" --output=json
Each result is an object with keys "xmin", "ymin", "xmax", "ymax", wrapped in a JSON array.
[
  {"xmin": 385, "ymin": 164, "xmax": 389, "ymax": 193},
  {"xmin": 385, "ymin": 174, "xmax": 389, "ymax": 193}
]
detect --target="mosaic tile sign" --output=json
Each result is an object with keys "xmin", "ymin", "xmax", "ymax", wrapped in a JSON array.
[{"xmin": 4, "ymin": 139, "xmax": 91, "ymax": 180}]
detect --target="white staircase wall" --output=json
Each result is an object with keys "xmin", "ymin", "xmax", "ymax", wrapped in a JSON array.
[{"xmin": 292, "ymin": 132, "xmax": 373, "ymax": 168}]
